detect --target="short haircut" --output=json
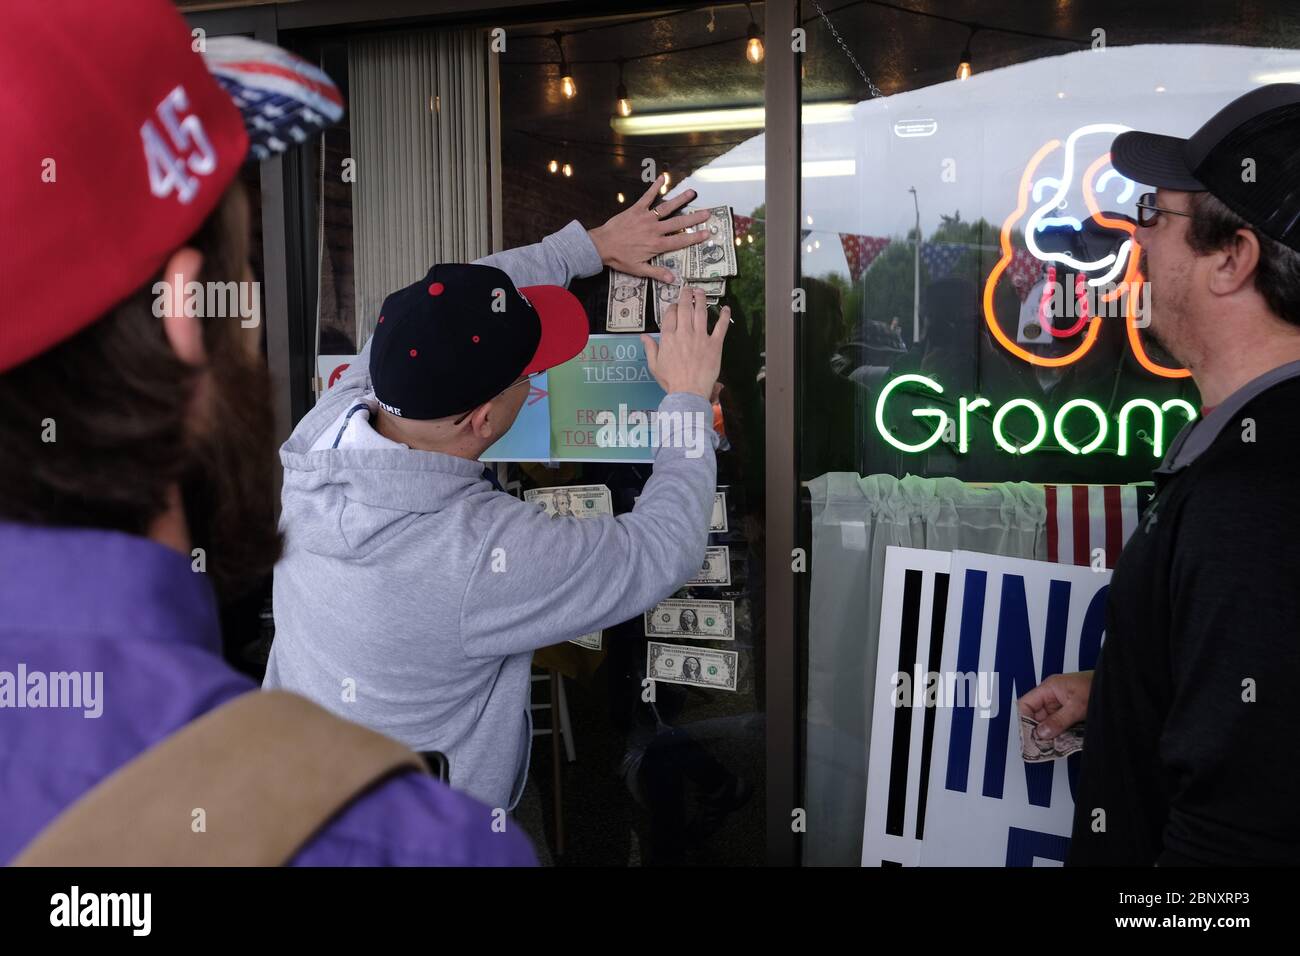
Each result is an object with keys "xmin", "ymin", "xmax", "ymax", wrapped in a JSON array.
[{"xmin": 1187, "ymin": 192, "xmax": 1300, "ymax": 327}]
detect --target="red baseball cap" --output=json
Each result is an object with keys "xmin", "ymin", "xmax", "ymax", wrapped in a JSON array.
[{"xmin": 0, "ymin": 1, "xmax": 339, "ymax": 374}]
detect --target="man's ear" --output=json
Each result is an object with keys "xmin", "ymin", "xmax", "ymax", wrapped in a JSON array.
[
  {"xmin": 158, "ymin": 247, "xmax": 207, "ymax": 366},
  {"xmin": 467, "ymin": 402, "xmax": 496, "ymax": 441},
  {"xmin": 1207, "ymin": 228, "xmax": 1261, "ymax": 297}
]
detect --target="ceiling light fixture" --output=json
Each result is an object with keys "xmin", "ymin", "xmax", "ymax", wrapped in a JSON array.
[{"xmin": 612, "ymin": 101, "xmax": 854, "ymax": 135}]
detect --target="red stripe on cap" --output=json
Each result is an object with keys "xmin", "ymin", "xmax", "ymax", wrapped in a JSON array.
[{"xmin": 218, "ymin": 60, "xmax": 344, "ymax": 106}]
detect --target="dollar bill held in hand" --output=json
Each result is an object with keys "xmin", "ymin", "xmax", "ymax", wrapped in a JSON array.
[
  {"xmin": 651, "ymin": 249, "xmax": 686, "ymax": 328},
  {"xmin": 686, "ymin": 206, "xmax": 737, "ymax": 280},
  {"xmin": 685, "ymin": 545, "xmax": 731, "ymax": 586},
  {"xmin": 1019, "ymin": 715, "xmax": 1085, "ymax": 762},
  {"xmin": 606, "ymin": 269, "xmax": 647, "ymax": 332},
  {"xmin": 644, "ymin": 598, "xmax": 735, "ymax": 641},
  {"xmin": 687, "ymin": 277, "xmax": 725, "ymax": 298},
  {"xmin": 710, "ymin": 491, "xmax": 728, "ymax": 533},
  {"xmin": 524, "ymin": 484, "xmax": 612, "ymax": 519},
  {"xmin": 646, "ymin": 641, "xmax": 737, "ymax": 691},
  {"xmin": 570, "ymin": 631, "xmax": 603, "ymax": 650}
]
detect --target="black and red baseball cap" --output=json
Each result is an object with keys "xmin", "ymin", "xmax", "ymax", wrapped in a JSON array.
[
  {"xmin": 369, "ymin": 263, "xmax": 589, "ymax": 420},
  {"xmin": 0, "ymin": 0, "xmax": 342, "ymax": 374},
  {"xmin": 1111, "ymin": 83, "xmax": 1300, "ymax": 252}
]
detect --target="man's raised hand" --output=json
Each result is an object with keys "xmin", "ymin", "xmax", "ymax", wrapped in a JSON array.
[
  {"xmin": 641, "ymin": 286, "xmax": 729, "ymax": 400},
  {"xmin": 588, "ymin": 174, "xmax": 710, "ymax": 284}
]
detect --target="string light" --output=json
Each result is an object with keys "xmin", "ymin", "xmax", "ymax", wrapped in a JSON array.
[
  {"xmin": 617, "ymin": 191, "xmax": 626, "ymax": 203},
  {"xmin": 553, "ymin": 32, "xmax": 576, "ymax": 99},
  {"xmin": 562, "ymin": 162, "xmax": 573, "ymax": 177},
  {"xmin": 957, "ymin": 26, "xmax": 977, "ymax": 80},
  {"xmin": 745, "ymin": 4, "xmax": 764, "ymax": 64},
  {"xmin": 508, "ymin": 12, "xmax": 1087, "ymax": 77},
  {"xmin": 660, "ymin": 170, "xmax": 671, "ymax": 195},
  {"xmin": 615, "ymin": 59, "xmax": 632, "ymax": 117},
  {"xmin": 548, "ymin": 159, "xmax": 559, "ymax": 173}
]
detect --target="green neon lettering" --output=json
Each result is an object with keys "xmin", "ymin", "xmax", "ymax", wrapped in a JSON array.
[
  {"xmin": 1053, "ymin": 398, "xmax": 1108, "ymax": 455},
  {"xmin": 874, "ymin": 373, "xmax": 947, "ymax": 453},
  {"xmin": 875, "ymin": 376, "xmax": 1195, "ymax": 457},
  {"xmin": 993, "ymin": 398, "xmax": 1047, "ymax": 455},
  {"xmin": 1117, "ymin": 398, "xmax": 1164, "ymax": 457},
  {"xmin": 959, "ymin": 396, "xmax": 991, "ymax": 454},
  {"xmin": 1162, "ymin": 398, "xmax": 1198, "ymax": 423}
]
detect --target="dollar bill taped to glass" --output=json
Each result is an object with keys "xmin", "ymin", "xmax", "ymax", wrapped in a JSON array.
[{"xmin": 646, "ymin": 641, "xmax": 738, "ymax": 691}]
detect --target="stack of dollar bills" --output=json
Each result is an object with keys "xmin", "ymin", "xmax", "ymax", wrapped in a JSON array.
[{"xmin": 605, "ymin": 205, "xmax": 738, "ymax": 333}]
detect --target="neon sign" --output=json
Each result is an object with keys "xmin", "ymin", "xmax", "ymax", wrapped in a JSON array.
[
  {"xmin": 982, "ymin": 124, "xmax": 1191, "ymax": 379},
  {"xmin": 875, "ymin": 373, "xmax": 1197, "ymax": 457}
]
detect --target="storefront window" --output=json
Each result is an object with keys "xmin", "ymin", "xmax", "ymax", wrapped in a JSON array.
[
  {"xmin": 795, "ymin": 2, "xmax": 1300, "ymax": 865},
  {"xmin": 297, "ymin": 5, "xmax": 772, "ymax": 866},
  {"xmin": 490, "ymin": 4, "xmax": 769, "ymax": 866}
]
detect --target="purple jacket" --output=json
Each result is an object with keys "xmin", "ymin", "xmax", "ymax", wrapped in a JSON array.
[{"xmin": 0, "ymin": 521, "xmax": 537, "ymax": 866}]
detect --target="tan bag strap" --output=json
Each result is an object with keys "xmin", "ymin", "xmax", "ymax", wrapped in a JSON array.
[{"xmin": 12, "ymin": 690, "xmax": 426, "ymax": 867}]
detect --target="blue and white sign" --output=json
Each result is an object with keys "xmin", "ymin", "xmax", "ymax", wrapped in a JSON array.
[{"xmin": 862, "ymin": 547, "xmax": 1110, "ymax": 866}]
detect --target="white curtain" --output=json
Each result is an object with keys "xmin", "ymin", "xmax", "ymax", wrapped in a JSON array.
[
  {"xmin": 802, "ymin": 473, "xmax": 1046, "ymax": 866},
  {"xmin": 348, "ymin": 28, "xmax": 491, "ymax": 344}
]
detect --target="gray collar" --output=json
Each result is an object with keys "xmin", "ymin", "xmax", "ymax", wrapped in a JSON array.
[{"xmin": 1157, "ymin": 358, "xmax": 1300, "ymax": 475}]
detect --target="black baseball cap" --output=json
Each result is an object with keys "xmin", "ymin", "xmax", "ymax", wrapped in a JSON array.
[
  {"xmin": 369, "ymin": 263, "xmax": 588, "ymax": 420},
  {"xmin": 1110, "ymin": 83, "xmax": 1300, "ymax": 252}
]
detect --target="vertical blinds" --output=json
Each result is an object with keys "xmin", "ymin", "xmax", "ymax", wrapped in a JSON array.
[{"xmin": 348, "ymin": 29, "xmax": 490, "ymax": 345}]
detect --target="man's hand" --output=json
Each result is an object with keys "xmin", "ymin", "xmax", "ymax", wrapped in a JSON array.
[
  {"xmin": 641, "ymin": 286, "xmax": 729, "ymax": 400},
  {"xmin": 1018, "ymin": 671, "xmax": 1093, "ymax": 740},
  {"xmin": 588, "ymin": 174, "xmax": 711, "ymax": 284}
]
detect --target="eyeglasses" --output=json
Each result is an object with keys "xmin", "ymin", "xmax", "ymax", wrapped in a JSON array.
[
  {"xmin": 451, "ymin": 373, "xmax": 534, "ymax": 426},
  {"xmin": 1135, "ymin": 192, "xmax": 1193, "ymax": 228}
]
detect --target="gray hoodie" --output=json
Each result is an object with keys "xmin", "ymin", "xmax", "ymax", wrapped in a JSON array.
[{"xmin": 264, "ymin": 222, "xmax": 718, "ymax": 811}]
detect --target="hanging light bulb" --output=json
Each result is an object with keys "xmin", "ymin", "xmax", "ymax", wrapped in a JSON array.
[
  {"xmin": 956, "ymin": 27, "xmax": 976, "ymax": 81},
  {"xmin": 744, "ymin": 3, "xmax": 764, "ymax": 64},
  {"xmin": 615, "ymin": 60, "xmax": 632, "ymax": 117},
  {"xmin": 562, "ymin": 162, "xmax": 573, "ymax": 177},
  {"xmin": 553, "ymin": 31, "xmax": 577, "ymax": 99},
  {"xmin": 617, "ymin": 192, "xmax": 626, "ymax": 203},
  {"xmin": 548, "ymin": 159, "xmax": 559, "ymax": 174},
  {"xmin": 956, "ymin": 50, "xmax": 972, "ymax": 80}
]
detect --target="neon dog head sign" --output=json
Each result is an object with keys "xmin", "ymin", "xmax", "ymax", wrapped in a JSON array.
[{"xmin": 983, "ymin": 122, "xmax": 1189, "ymax": 379}]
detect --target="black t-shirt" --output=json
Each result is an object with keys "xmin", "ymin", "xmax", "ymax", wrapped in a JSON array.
[{"xmin": 1068, "ymin": 375, "xmax": 1300, "ymax": 865}]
